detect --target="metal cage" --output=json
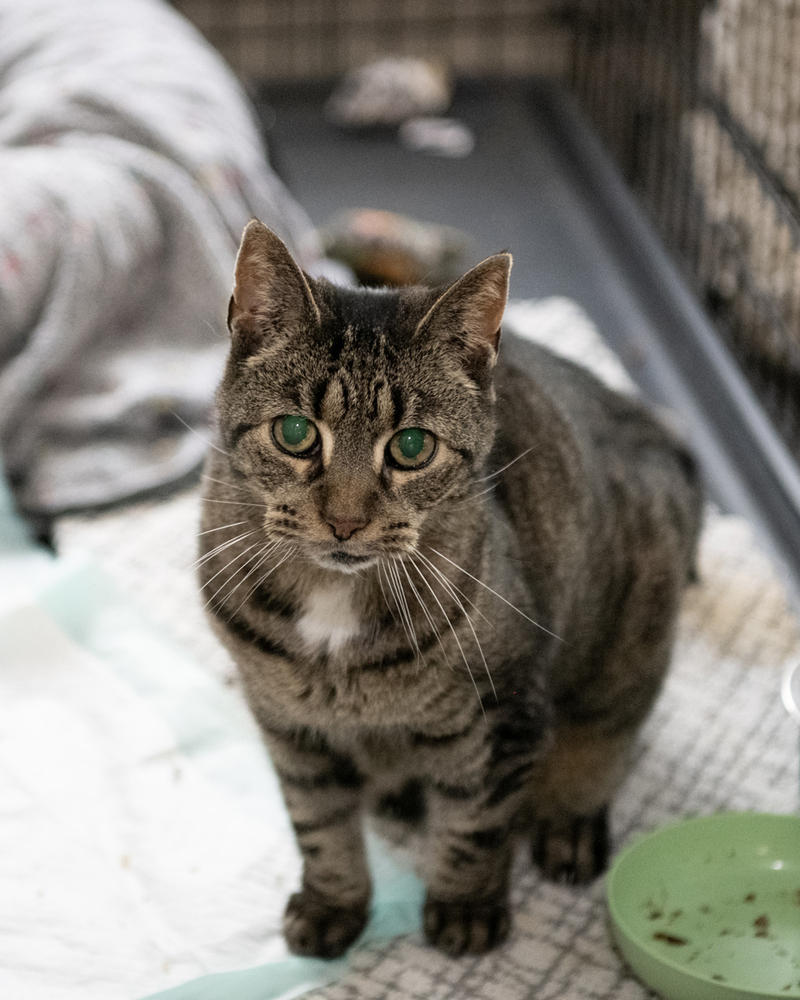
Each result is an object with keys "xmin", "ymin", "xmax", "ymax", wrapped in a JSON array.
[
  {"xmin": 171, "ymin": 0, "xmax": 800, "ymax": 580},
  {"xmin": 570, "ymin": 0, "xmax": 800, "ymax": 457},
  {"xmin": 173, "ymin": 0, "xmax": 800, "ymax": 459}
]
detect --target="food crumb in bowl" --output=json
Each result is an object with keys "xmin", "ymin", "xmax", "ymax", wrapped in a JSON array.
[
  {"xmin": 753, "ymin": 914, "xmax": 770, "ymax": 937},
  {"xmin": 648, "ymin": 909, "xmax": 664, "ymax": 920},
  {"xmin": 745, "ymin": 893, "xmax": 757, "ymax": 902},
  {"xmin": 653, "ymin": 932, "xmax": 689, "ymax": 946},
  {"xmin": 712, "ymin": 975, "xmax": 727, "ymax": 982}
]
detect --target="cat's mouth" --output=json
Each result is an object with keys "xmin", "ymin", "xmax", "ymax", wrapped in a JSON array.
[
  {"xmin": 330, "ymin": 552, "xmax": 372, "ymax": 566},
  {"xmin": 315, "ymin": 550, "xmax": 379, "ymax": 573}
]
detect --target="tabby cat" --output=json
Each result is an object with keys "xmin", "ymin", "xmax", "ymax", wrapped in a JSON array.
[{"xmin": 198, "ymin": 220, "xmax": 702, "ymax": 959}]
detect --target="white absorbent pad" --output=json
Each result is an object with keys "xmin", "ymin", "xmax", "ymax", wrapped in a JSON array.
[{"xmin": 0, "ymin": 297, "xmax": 795, "ymax": 1000}]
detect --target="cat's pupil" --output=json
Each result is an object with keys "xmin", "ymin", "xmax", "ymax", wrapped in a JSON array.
[
  {"xmin": 282, "ymin": 416, "xmax": 308, "ymax": 446},
  {"xmin": 398, "ymin": 428, "xmax": 425, "ymax": 459}
]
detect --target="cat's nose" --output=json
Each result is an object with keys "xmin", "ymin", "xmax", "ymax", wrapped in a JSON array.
[{"xmin": 325, "ymin": 515, "xmax": 370, "ymax": 541}]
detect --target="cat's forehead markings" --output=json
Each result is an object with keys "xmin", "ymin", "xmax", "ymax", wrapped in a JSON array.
[
  {"xmin": 370, "ymin": 379, "xmax": 399, "ymax": 428},
  {"xmin": 317, "ymin": 421, "xmax": 334, "ymax": 467},
  {"xmin": 244, "ymin": 340, "xmax": 284, "ymax": 369},
  {"xmin": 319, "ymin": 376, "xmax": 348, "ymax": 425},
  {"xmin": 373, "ymin": 429, "xmax": 394, "ymax": 474}
]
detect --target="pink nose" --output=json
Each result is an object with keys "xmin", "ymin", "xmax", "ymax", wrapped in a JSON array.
[{"xmin": 326, "ymin": 516, "xmax": 369, "ymax": 541}]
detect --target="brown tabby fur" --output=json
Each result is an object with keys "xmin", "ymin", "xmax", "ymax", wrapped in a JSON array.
[{"xmin": 198, "ymin": 220, "xmax": 703, "ymax": 959}]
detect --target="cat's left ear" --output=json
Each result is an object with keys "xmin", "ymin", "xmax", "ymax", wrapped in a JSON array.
[{"xmin": 414, "ymin": 253, "xmax": 512, "ymax": 369}]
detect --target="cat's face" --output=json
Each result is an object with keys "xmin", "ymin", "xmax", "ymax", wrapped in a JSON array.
[{"xmin": 216, "ymin": 222, "xmax": 511, "ymax": 574}]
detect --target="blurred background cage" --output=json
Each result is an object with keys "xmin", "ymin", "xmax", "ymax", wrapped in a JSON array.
[
  {"xmin": 172, "ymin": 0, "xmax": 800, "ymax": 568},
  {"xmin": 570, "ymin": 0, "xmax": 800, "ymax": 463},
  {"xmin": 172, "ymin": 0, "xmax": 800, "ymax": 461},
  {"xmin": 169, "ymin": 0, "xmax": 576, "ymax": 83}
]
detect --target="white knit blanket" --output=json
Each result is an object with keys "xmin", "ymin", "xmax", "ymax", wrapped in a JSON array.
[{"xmin": 0, "ymin": 0, "xmax": 318, "ymax": 516}]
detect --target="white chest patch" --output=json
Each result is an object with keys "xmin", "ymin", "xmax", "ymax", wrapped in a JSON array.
[{"xmin": 296, "ymin": 583, "xmax": 360, "ymax": 654}]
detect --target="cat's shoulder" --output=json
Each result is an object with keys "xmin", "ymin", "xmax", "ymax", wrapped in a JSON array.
[
  {"xmin": 493, "ymin": 333, "xmax": 699, "ymax": 493},
  {"xmin": 495, "ymin": 333, "xmax": 669, "ymax": 441}
]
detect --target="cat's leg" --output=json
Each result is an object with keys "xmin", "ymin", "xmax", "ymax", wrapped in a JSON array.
[
  {"xmin": 264, "ymin": 725, "xmax": 370, "ymax": 958},
  {"xmin": 422, "ymin": 707, "xmax": 544, "ymax": 956},
  {"xmin": 423, "ymin": 784, "xmax": 519, "ymax": 956},
  {"xmin": 532, "ymin": 632, "xmax": 675, "ymax": 884},
  {"xmin": 531, "ymin": 722, "xmax": 634, "ymax": 883}
]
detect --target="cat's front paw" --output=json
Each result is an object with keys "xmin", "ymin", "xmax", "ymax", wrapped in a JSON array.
[
  {"xmin": 423, "ymin": 896, "xmax": 510, "ymax": 956},
  {"xmin": 532, "ymin": 806, "xmax": 609, "ymax": 885},
  {"xmin": 283, "ymin": 890, "xmax": 368, "ymax": 959}
]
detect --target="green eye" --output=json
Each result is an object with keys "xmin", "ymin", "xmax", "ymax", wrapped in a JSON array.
[
  {"xmin": 273, "ymin": 415, "xmax": 319, "ymax": 455},
  {"xmin": 388, "ymin": 427, "xmax": 436, "ymax": 469}
]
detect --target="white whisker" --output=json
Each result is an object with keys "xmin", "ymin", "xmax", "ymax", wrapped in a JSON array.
[
  {"xmin": 475, "ymin": 447, "xmax": 534, "ymax": 483},
  {"xmin": 377, "ymin": 561, "xmax": 397, "ymax": 623},
  {"xmin": 411, "ymin": 553, "xmax": 497, "ymax": 701},
  {"xmin": 414, "ymin": 550, "xmax": 493, "ymax": 628},
  {"xmin": 388, "ymin": 560, "xmax": 421, "ymax": 658},
  {"xmin": 230, "ymin": 544, "xmax": 294, "ymax": 617},
  {"xmin": 200, "ymin": 497, "xmax": 270, "ymax": 510},
  {"xmin": 200, "ymin": 540, "xmax": 266, "ymax": 608},
  {"xmin": 201, "ymin": 474, "xmax": 249, "ymax": 494},
  {"xmin": 172, "ymin": 411, "xmax": 229, "ymax": 456},
  {"xmin": 190, "ymin": 528, "xmax": 260, "ymax": 572},
  {"xmin": 396, "ymin": 560, "xmax": 425, "ymax": 660},
  {"xmin": 450, "ymin": 482, "xmax": 499, "ymax": 509},
  {"xmin": 408, "ymin": 557, "xmax": 484, "ymax": 716},
  {"xmin": 213, "ymin": 540, "xmax": 281, "ymax": 612},
  {"xmin": 428, "ymin": 547, "xmax": 562, "ymax": 641},
  {"xmin": 384, "ymin": 562, "xmax": 416, "ymax": 655},
  {"xmin": 399, "ymin": 559, "xmax": 448, "ymax": 664},
  {"xmin": 225, "ymin": 538, "xmax": 282, "ymax": 599},
  {"xmin": 197, "ymin": 520, "xmax": 249, "ymax": 537},
  {"xmin": 380, "ymin": 562, "xmax": 405, "ymax": 635}
]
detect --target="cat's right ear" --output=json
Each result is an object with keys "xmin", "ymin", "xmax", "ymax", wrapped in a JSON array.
[{"xmin": 228, "ymin": 220, "xmax": 320, "ymax": 352}]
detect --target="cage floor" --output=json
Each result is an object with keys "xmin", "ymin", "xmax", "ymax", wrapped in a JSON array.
[
  {"xmin": 257, "ymin": 77, "xmax": 800, "ymax": 606},
  {"xmin": 52, "ymin": 298, "xmax": 799, "ymax": 1000}
]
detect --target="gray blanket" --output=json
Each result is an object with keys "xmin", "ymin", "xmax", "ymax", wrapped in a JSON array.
[{"xmin": 0, "ymin": 0, "xmax": 320, "ymax": 516}]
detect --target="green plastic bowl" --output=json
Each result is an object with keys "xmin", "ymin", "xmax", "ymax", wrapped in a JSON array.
[{"xmin": 607, "ymin": 813, "xmax": 800, "ymax": 999}]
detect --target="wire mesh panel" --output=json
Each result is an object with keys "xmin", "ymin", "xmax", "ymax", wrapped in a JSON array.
[{"xmin": 570, "ymin": 0, "xmax": 800, "ymax": 454}]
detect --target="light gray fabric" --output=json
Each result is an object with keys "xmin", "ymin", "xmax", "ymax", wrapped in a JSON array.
[
  {"xmin": 0, "ymin": 0, "xmax": 320, "ymax": 516},
  {"xmin": 51, "ymin": 299, "xmax": 800, "ymax": 999}
]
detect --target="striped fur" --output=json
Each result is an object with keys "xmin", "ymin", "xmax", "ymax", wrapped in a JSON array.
[{"xmin": 198, "ymin": 222, "xmax": 703, "ymax": 957}]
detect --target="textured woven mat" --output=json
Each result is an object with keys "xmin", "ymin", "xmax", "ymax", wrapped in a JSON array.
[{"xmin": 56, "ymin": 298, "xmax": 800, "ymax": 999}]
